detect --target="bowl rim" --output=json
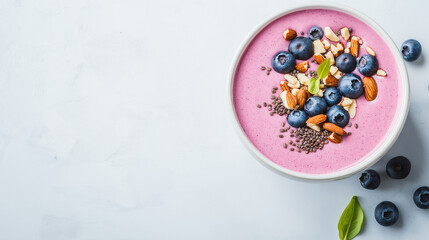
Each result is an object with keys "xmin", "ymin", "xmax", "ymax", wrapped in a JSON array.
[{"xmin": 227, "ymin": 2, "xmax": 410, "ymax": 181}]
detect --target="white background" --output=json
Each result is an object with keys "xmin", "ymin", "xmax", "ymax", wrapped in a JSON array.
[{"xmin": 0, "ymin": 0, "xmax": 428, "ymax": 239}]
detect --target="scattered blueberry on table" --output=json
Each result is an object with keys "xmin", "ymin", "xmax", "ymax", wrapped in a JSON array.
[
  {"xmin": 386, "ymin": 156, "xmax": 411, "ymax": 179},
  {"xmin": 401, "ymin": 39, "xmax": 422, "ymax": 62},
  {"xmin": 359, "ymin": 169, "xmax": 381, "ymax": 190},
  {"xmin": 413, "ymin": 186, "xmax": 429, "ymax": 209},
  {"xmin": 375, "ymin": 201, "xmax": 399, "ymax": 226}
]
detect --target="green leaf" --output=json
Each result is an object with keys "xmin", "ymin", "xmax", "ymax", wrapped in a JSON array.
[
  {"xmin": 317, "ymin": 58, "xmax": 331, "ymax": 79},
  {"xmin": 308, "ymin": 77, "xmax": 320, "ymax": 95},
  {"xmin": 338, "ymin": 196, "xmax": 364, "ymax": 240}
]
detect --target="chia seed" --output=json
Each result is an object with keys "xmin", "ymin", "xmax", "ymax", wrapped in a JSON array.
[
  {"xmin": 354, "ymin": 123, "xmax": 358, "ymax": 129},
  {"xmin": 261, "ymin": 66, "xmax": 266, "ymax": 70},
  {"xmin": 257, "ymin": 104, "xmax": 261, "ymax": 108},
  {"xmin": 279, "ymin": 134, "xmax": 284, "ymax": 138}
]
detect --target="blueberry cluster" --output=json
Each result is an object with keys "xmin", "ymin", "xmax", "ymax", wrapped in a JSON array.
[{"xmin": 359, "ymin": 156, "xmax": 428, "ymax": 227}]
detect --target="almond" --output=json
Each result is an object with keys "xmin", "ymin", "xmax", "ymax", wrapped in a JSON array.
[
  {"xmin": 306, "ymin": 114, "xmax": 327, "ymax": 124},
  {"xmin": 296, "ymin": 88, "xmax": 307, "ymax": 109},
  {"xmin": 333, "ymin": 70, "xmax": 343, "ymax": 79},
  {"xmin": 283, "ymin": 28, "xmax": 297, "ymax": 41},
  {"xmin": 322, "ymin": 40, "xmax": 331, "ymax": 49},
  {"xmin": 366, "ymin": 46, "xmax": 376, "ymax": 56},
  {"xmin": 350, "ymin": 36, "xmax": 360, "ymax": 57},
  {"xmin": 323, "ymin": 122, "xmax": 347, "ymax": 136},
  {"xmin": 279, "ymin": 81, "xmax": 290, "ymax": 92},
  {"xmin": 324, "ymin": 74, "xmax": 339, "ymax": 87},
  {"xmin": 295, "ymin": 61, "xmax": 309, "ymax": 73},
  {"xmin": 314, "ymin": 54, "xmax": 325, "ymax": 64},
  {"xmin": 376, "ymin": 69, "xmax": 387, "ymax": 77},
  {"xmin": 313, "ymin": 39, "xmax": 326, "ymax": 54},
  {"xmin": 307, "ymin": 122, "xmax": 321, "ymax": 132},
  {"xmin": 328, "ymin": 133, "xmax": 342, "ymax": 144},
  {"xmin": 285, "ymin": 91, "xmax": 298, "ymax": 109},
  {"xmin": 340, "ymin": 27, "xmax": 350, "ymax": 41},
  {"xmin": 324, "ymin": 26, "xmax": 339, "ymax": 42},
  {"xmin": 363, "ymin": 76, "xmax": 378, "ymax": 101}
]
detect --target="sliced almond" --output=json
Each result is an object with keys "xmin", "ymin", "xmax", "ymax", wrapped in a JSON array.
[
  {"xmin": 288, "ymin": 80, "xmax": 301, "ymax": 89},
  {"xmin": 283, "ymin": 28, "xmax": 297, "ymax": 41},
  {"xmin": 307, "ymin": 122, "xmax": 321, "ymax": 132},
  {"xmin": 284, "ymin": 74, "xmax": 298, "ymax": 84},
  {"xmin": 306, "ymin": 114, "xmax": 327, "ymax": 124},
  {"xmin": 322, "ymin": 40, "xmax": 331, "ymax": 49},
  {"xmin": 350, "ymin": 36, "xmax": 360, "ymax": 57},
  {"xmin": 331, "ymin": 44, "xmax": 340, "ymax": 57},
  {"xmin": 295, "ymin": 61, "xmax": 309, "ymax": 73},
  {"xmin": 340, "ymin": 97, "xmax": 353, "ymax": 107},
  {"xmin": 324, "ymin": 26, "xmax": 339, "ymax": 42},
  {"xmin": 363, "ymin": 76, "xmax": 378, "ymax": 101},
  {"xmin": 328, "ymin": 133, "xmax": 342, "ymax": 144},
  {"xmin": 320, "ymin": 83, "xmax": 325, "ymax": 89},
  {"xmin": 313, "ymin": 39, "xmax": 326, "ymax": 54},
  {"xmin": 323, "ymin": 122, "xmax": 347, "ymax": 136},
  {"xmin": 365, "ymin": 46, "xmax": 376, "ymax": 56},
  {"xmin": 291, "ymin": 88, "xmax": 299, "ymax": 96},
  {"xmin": 348, "ymin": 99, "xmax": 357, "ymax": 118},
  {"xmin": 330, "ymin": 66, "xmax": 339, "ymax": 75},
  {"xmin": 336, "ymin": 42, "xmax": 344, "ymax": 52},
  {"xmin": 325, "ymin": 51, "xmax": 335, "ymax": 65},
  {"xmin": 376, "ymin": 69, "xmax": 387, "ymax": 77},
  {"xmin": 297, "ymin": 73, "xmax": 310, "ymax": 85},
  {"xmin": 316, "ymin": 89, "xmax": 324, "ymax": 97},
  {"xmin": 314, "ymin": 54, "xmax": 325, "ymax": 64},
  {"xmin": 340, "ymin": 27, "xmax": 350, "ymax": 41},
  {"xmin": 333, "ymin": 70, "xmax": 343, "ymax": 79}
]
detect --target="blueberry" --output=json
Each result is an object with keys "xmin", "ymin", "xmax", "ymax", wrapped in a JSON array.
[
  {"xmin": 338, "ymin": 73, "xmax": 364, "ymax": 99},
  {"xmin": 413, "ymin": 186, "xmax": 429, "ymax": 209},
  {"xmin": 272, "ymin": 51, "xmax": 296, "ymax": 74},
  {"xmin": 288, "ymin": 37, "xmax": 314, "ymax": 60},
  {"xmin": 335, "ymin": 53, "xmax": 357, "ymax": 73},
  {"xmin": 401, "ymin": 39, "xmax": 422, "ymax": 62},
  {"xmin": 386, "ymin": 156, "xmax": 411, "ymax": 179},
  {"xmin": 375, "ymin": 201, "xmax": 399, "ymax": 226},
  {"xmin": 357, "ymin": 54, "xmax": 378, "ymax": 76},
  {"xmin": 359, "ymin": 169, "xmax": 380, "ymax": 190},
  {"xmin": 308, "ymin": 26, "xmax": 323, "ymax": 41},
  {"xmin": 287, "ymin": 110, "xmax": 308, "ymax": 128},
  {"xmin": 326, "ymin": 105, "xmax": 350, "ymax": 127},
  {"xmin": 303, "ymin": 96, "xmax": 327, "ymax": 117},
  {"xmin": 323, "ymin": 87, "xmax": 342, "ymax": 106}
]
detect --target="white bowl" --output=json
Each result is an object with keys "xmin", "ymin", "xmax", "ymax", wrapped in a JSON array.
[{"xmin": 227, "ymin": 3, "xmax": 409, "ymax": 181}]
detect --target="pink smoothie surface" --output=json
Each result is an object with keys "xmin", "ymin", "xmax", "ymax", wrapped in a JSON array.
[{"xmin": 233, "ymin": 8, "xmax": 404, "ymax": 174}]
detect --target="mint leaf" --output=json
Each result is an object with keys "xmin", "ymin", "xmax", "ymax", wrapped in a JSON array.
[
  {"xmin": 317, "ymin": 58, "xmax": 331, "ymax": 79},
  {"xmin": 338, "ymin": 196, "xmax": 364, "ymax": 240},
  {"xmin": 308, "ymin": 77, "xmax": 320, "ymax": 95}
]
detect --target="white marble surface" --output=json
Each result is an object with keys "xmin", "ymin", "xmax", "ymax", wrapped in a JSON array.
[{"xmin": 0, "ymin": 0, "xmax": 428, "ymax": 239}]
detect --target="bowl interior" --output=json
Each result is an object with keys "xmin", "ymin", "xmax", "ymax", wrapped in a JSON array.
[{"xmin": 228, "ymin": 3, "xmax": 409, "ymax": 180}]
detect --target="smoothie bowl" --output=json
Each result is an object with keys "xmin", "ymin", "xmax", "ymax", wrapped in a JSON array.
[{"xmin": 228, "ymin": 3, "xmax": 409, "ymax": 181}]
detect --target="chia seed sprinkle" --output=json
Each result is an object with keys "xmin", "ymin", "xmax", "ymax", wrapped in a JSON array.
[
  {"xmin": 283, "ymin": 143, "xmax": 287, "ymax": 148},
  {"xmin": 279, "ymin": 135, "xmax": 284, "ymax": 138},
  {"xmin": 301, "ymin": 32, "xmax": 304, "ymax": 35},
  {"xmin": 348, "ymin": 123, "xmax": 352, "ymax": 127},
  {"xmin": 280, "ymin": 129, "xmax": 286, "ymax": 132},
  {"xmin": 347, "ymin": 132, "xmax": 352, "ymax": 136},
  {"xmin": 290, "ymin": 148, "xmax": 295, "ymax": 151},
  {"xmin": 261, "ymin": 66, "xmax": 266, "ymax": 70},
  {"xmin": 263, "ymin": 102, "xmax": 267, "ymax": 107},
  {"xmin": 282, "ymin": 122, "xmax": 285, "ymax": 127},
  {"xmin": 354, "ymin": 123, "xmax": 358, "ymax": 129},
  {"xmin": 257, "ymin": 104, "xmax": 261, "ymax": 108}
]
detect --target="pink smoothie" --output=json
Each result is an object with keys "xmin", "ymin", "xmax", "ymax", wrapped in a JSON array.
[{"xmin": 233, "ymin": 9, "xmax": 403, "ymax": 174}]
